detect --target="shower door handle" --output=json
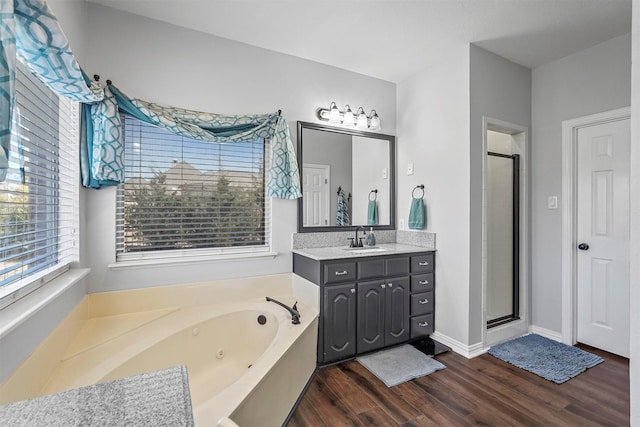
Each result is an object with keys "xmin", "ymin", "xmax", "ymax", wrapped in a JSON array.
[{"xmin": 578, "ymin": 243, "xmax": 589, "ymax": 251}]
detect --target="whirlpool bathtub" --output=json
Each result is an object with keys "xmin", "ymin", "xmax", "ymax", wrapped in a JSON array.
[{"xmin": 0, "ymin": 274, "xmax": 319, "ymax": 426}]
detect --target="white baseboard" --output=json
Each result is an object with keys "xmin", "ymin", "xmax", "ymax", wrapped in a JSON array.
[
  {"xmin": 529, "ymin": 325, "xmax": 563, "ymax": 342},
  {"xmin": 430, "ymin": 331, "xmax": 487, "ymax": 359}
]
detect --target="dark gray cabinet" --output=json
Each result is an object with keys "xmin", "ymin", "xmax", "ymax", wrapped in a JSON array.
[
  {"xmin": 385, "ymin": 277, "xmax": 410, "ymax": 345},
  {"xmin": 293, "ymin": 250, "xmax": 435, "ymax": 364},
  {"xmin": 357, "ymin": 280, "xmax": 385, "ymax": 353},
  {"xmin": 323, "ymin": 283, "xmax": 357, "ymax": 362},
  {"xmin": 409, "ymin": 253, "xmax": 435, "ymax": 338}
]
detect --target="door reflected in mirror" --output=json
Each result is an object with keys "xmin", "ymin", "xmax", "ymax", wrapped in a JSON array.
[{"xmin": 297, "ymin": 122, "xmax": 395, "ymax": 232}]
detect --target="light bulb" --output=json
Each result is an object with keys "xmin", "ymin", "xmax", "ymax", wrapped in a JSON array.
[
  {"xmin": 328, "ymin": 102, "xmax": 340, "ymax": 124},
  {"xmin": 369, "ymin": 110, "xmax": 380, "ymax": 130},
  {"xmin": 343, "ymin": 105, "xmax": 354, "ymax": 126},
  {"xmin": 356, "ymin": 107, "xmax": 368, "ymax": 129}
]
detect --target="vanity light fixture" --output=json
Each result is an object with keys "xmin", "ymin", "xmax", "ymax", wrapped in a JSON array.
[
  {"xmin": 343, "ymin": 104, "xmax": 355, "ymax": 126},
  {"xmin": 328, "ymin": 101, "xmax": 340, "ymax": 124},
  {"xmin": 356, "ymin": 107, "xmax": 368, "ymax": 129},
  {"xmin": 317, "ymin": 102, "xmax": 382, "ymax": 130}
]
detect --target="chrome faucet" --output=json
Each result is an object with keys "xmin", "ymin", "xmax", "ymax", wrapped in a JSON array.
[{"xmin": 266, "ymin": 297, "xmax": 300, "ymax": 324}]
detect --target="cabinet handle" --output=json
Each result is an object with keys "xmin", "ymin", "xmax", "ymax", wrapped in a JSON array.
[
  {"xmin": 381, "ymin": 284, "xmax": 386, "ymax": 288},
  {"xmin": 335, "ymin": 270, "xmax": 348, "ymax": 276},
  {"xmin": 419, "ymin": 280, "xmax": 429, "ymax": 285},
  {"xmin": 419, "ymin": 261, "xmax": 429, "ymax": 266},
  {"xmin": 419, "ymin": 298, "xmax": 429, "ymax": 304},
  {"xmin": 350, "ymin": 288, "xmax": 355, "ymax": 294},
  {"xmin": 418, "ymin": 321, "xmax": 429, "ymax": 327}
]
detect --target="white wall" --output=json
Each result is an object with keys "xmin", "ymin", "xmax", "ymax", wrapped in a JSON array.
[
  {"xmin": 397, "ymin": 46, "xmax": 471, "ymax": 346},
  {"xmin": 469, "ymin": 45, "xmax": 531, "ymax": 345},
  {"xmin": 531, "ymin": 33, "xmax": 631, "ymax": 334},
  {"xmin": 81, "ymin": 4, "xmax": 396, "ymax": 293},
  {"xmin": 629, "ymin": 1, "xmax": 639, "ymax": 423}
]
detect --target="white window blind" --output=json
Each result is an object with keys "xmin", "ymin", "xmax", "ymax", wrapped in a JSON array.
[
  {"xmin": 0, "ymin": 61, "xmax": 79, "ymax": 305},
  {"xmin": 116, "ymin": 116, "xmax": 270, "ymax": 260}
]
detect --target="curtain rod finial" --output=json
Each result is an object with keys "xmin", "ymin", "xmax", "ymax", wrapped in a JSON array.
[
  {"xmin": 93, "ymin": 74, "xmax": 100, "ymax": 81},
  {"xmin": 106, "ymin": 80, "xmax": 112, "ymax": 86}
]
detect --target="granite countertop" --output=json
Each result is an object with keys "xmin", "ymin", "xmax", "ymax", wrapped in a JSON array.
[
  {"xmin": 0, "ymin": 366, "xmax": 194, "ymax": 427},
  {"xmin": 292, "ymin": 243, "xmax": 435, "ymax": 261}
]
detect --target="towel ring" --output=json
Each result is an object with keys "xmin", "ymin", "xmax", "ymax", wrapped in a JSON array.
[
  {"xmin": 369, "ymin": 189, "xmax": 378, "ymax": 201},
  {"xmin": 412, "ymin": 184, "xmax": 425, "ymax": 199}
]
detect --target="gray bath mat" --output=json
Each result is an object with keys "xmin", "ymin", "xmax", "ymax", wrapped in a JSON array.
[
  {"xmin": 488, "ymin": 333, "xmax": 603, "ymax": 384},
  {"xmin": 357, "ymin": 344, "xmax": 446, "ymax": 387}
]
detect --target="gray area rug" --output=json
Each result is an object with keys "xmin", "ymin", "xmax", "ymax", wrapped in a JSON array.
[
  {"xmin": 0, "ymin": 366, "xmax": 194, "ymax": 426},
  {"xmin": 488, "ymin": 333, "xmax": 604, "ymax": 384},
  {"xmin": 357, "ymin": 344, "xmax": 446, "ymax": 387}
]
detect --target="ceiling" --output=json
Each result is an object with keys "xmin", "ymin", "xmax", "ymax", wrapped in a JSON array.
[{"xmin": 86, "ymin": 0, "xmax": 632, "ymax": 83}]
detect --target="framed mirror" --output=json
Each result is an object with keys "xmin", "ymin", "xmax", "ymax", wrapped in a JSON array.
[{"xmin": 297, "ymin": 121, "xmax": 395, "ymax": 232}]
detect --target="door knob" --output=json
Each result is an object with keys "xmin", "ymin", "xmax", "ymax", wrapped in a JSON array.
[{"xmin": 578, "ymin": 243, "xmax": 589, "ymax": 251}]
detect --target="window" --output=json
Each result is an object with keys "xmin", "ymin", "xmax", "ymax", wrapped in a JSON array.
[
  {"xmin": 0, "ymin": 61, "xmax": 79, "ymax": 307},
  {"xmin": 116, "ymin": 116, "xmax": 270, "ymax": 261}
]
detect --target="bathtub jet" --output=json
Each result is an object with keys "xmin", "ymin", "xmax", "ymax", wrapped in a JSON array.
[{"xmin": 265, "ymin": 297, "xmax": 301, "ymax": 325}]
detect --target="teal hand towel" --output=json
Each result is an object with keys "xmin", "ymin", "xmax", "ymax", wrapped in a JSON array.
[
  {"xmin": 367, "ymin": 200, "xmax": 378, "ymax": 225},
  {"xmin": 408, "ymin": 197, "xmax": 425, "ymax": 229}
]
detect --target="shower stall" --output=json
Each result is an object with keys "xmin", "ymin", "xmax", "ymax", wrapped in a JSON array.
[{"xmin": 486, "ymin": 151, "xmax": 520, "ymax": 328}]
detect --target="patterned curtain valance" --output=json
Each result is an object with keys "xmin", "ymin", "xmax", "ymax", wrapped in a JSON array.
[
  {"xmin": 0, "ymin": 0, "xmax": 103, "ymax": 180},
  {"xmin": 80, "ymin": 84, "xmax": 301, "ymax": 199},
  {"xmin": 1, "ymin": 0, "xmax": 301, "ymax": 199}
]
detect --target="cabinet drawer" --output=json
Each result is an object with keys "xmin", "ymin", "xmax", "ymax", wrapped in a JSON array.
[
  {"xmin": 411, "ymin": 314, "xmax": 434, "ymax": 338},
  {"xmin": 411, "ymin": 273, "xmax": 434, "ymax": 293},
  {"xmin": 411, "ymin": 253, "xmax": 434, "ymax": 273},
  {"xmin": 357, "ymin": 259, "xmax": 385, "ymax": 280},
  {"xmin": 410, "ymin": 291, "xmax": 434, "ymax": 315},
  {"xmin": 385, "ymin": 257, "xmax": 410, "ymax": 276},
  {"xmin": 324, "ymin": 262, "xmax": 356, "ymax": 284}
]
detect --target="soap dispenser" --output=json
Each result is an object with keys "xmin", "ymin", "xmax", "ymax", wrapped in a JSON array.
[{"xmin": 366, "ymin": 227, "xmax": 376, "ymax": 246}]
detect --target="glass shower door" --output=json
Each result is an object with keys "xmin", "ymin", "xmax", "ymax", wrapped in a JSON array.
[{"xmin": 486, "ymin": 152, "xmax": 520, "ymax": 328}]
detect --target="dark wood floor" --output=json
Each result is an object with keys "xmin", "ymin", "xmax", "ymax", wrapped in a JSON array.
[{"xmin": 287, "ymin": 344, "xmax": 629, "ymax": 426}]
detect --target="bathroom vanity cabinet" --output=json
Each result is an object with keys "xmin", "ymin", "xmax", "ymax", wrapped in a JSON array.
[{"xmin": 293, "ymin": 249, "xmax": 435, "ymax": 364}]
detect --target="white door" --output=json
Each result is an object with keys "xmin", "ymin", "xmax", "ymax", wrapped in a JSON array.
[
  {"xmin": 302, "ymin": 164, "xmax": 330, "ymax": 226},
  {"xmin": 576, "ymin": 118, "xmax": 630, "ymax": 357}
]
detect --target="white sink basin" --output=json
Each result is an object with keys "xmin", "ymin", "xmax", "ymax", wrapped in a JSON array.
[{"xmin": 343, "ymin": 247, "xmax": 389, "ymax": 254}]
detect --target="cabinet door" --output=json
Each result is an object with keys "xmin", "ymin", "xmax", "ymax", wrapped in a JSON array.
[
  {"xmin": 323, "ymin": 284, "xmax": 357, "ymax": 363},
  {"xmin": 385, "ymin": 277, "xmax": 410, "ymax": 346},
  {"xmin": 357, "ymin": 280, "xmax": 386, "ymax": 353}
]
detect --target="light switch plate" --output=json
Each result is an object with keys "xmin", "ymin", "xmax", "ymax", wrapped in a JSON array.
[
  {"xmin": 548, "ymin": 196, "xmax": 558, "ymax": 209},
  {"xmin": 407, "ymin": 163, "xmax": 414, "ymax": 175},
  {"xmin": 382, "ymin": 167, "xmax": 388, "ymax": 179}
]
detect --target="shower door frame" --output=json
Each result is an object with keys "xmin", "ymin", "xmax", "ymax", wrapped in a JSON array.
[
  {"xmin": 481, "ymin": 116, "xmax": 529, "ymax": 349},
  {"xmin": 486, "ymin": 151, "xmax": 520, "ymax": 328}
]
